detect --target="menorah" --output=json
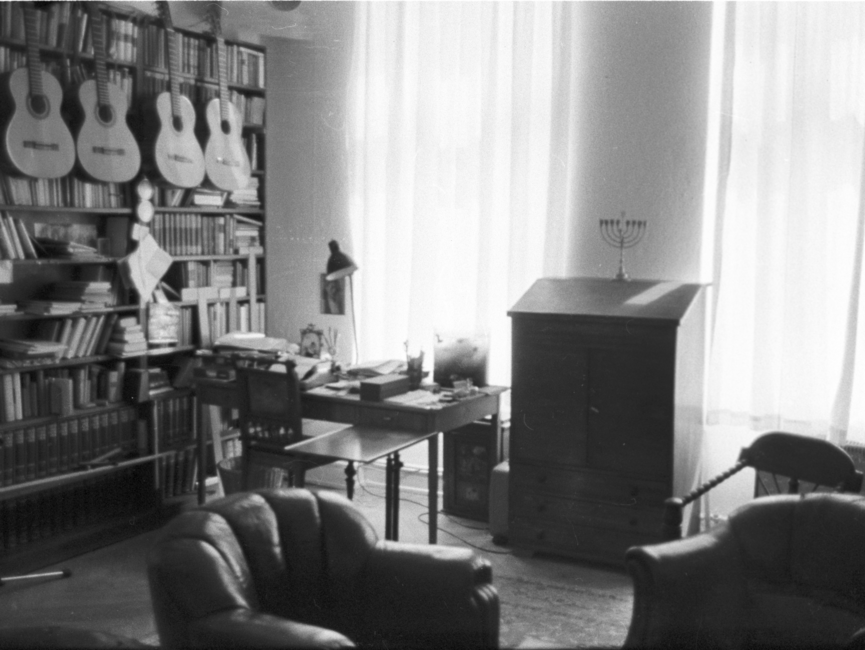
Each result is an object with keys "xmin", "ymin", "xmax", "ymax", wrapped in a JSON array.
[{"xmin": 599, "ymin": 212, "xmax": 646, "ymax": 281}]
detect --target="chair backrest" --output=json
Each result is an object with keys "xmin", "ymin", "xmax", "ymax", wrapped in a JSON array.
[
  {"xmin": 235, "ymin": 360, "xmax": 303, "ymax": 448},
  {"xmin": 743, "ymin": 431, "xmax": 864, "ymax": 496},
  {"xmin": 662, "ymin": 431, "xmax": 863, "ymax": 540}
]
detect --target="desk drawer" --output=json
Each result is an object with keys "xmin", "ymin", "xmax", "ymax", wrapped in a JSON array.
[
  {"xmin": 302, "ymin": 400, "xmax": 358, "ymax": 424},
  {"xmin": 357, "ymin": 407, "xmax": 430, "ymax": 432}
]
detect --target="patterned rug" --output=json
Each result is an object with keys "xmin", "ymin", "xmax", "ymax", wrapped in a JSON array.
[{"xmin": 496, "ymin": 572, "xmax": 633, "ymax": 649}]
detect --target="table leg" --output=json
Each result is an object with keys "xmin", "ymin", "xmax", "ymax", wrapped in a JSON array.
[
  {"xmin": 393, "ymin": 452, "xmax": 402, "ymax": 542},
  {"xmin": 197, "ymin": 397, "xmax": 206, "ymax": 505},
  {"xmin": 385, "ymin": 456, "xmax": 394, "ymax": 540},
  {"xmin": 345, "ymin": 461, "xmax": 356, "ymax": 500},
  {"xmin": 428, "ymin": 433, "xmax": 439, "ymax": 544}
]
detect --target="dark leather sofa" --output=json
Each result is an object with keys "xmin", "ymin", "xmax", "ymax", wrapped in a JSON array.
[
  {"xmin": 147, "ymin": 488, "xmax": 499, "ymax": 649},
  {"xmin": 625, "ymin": 493, "xmax": 865, "ymax": 649}
]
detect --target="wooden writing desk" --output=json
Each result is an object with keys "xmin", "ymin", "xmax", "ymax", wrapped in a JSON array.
[{"xmin": 194, "ymin": 377, "xmax": 506, "ymax": 543}]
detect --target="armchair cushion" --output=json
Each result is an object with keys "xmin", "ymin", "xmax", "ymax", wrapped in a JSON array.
[
  {"xmin": 147, "ymin": 488, "xmax": 498, "ymax": 649},
  {"xmin": 625, "ymin": 494, "xmax": 865, "ymax": 649}
]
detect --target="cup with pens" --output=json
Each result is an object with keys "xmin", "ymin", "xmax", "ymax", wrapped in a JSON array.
[
  {"xmin": 404, "ymin": 340, "xmax": 426, "ymax": 390},
  {"xmin": 324, "ymin": 328, "xmax": 340, "ymax": 371}
]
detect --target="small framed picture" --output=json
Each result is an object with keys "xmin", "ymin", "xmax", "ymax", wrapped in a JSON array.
[
  {"xmin": 321, "ymin": 274, "xmax": 346, "ymax": 315},
  {"xmin": 300, "ymin": 324, "xmax": 323, "ymax": 358}
]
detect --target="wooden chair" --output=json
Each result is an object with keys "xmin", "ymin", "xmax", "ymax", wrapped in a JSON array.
[
  {"xmin": 234, "ymin": 357, "xmax": 343, "ymax": 490},
  {"xmin": 662, "ymin": 431, "xmax": 864, "ymax": 540}
]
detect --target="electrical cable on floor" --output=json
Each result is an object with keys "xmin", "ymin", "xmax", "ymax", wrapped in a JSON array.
[{"xmin": 357, "ymin": 472, "xmax": 513, "ymax": 555}]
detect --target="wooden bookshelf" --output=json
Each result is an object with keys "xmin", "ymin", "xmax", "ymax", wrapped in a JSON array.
[{"xmin": 0, "ymin": 1, "xmax": 267, "ymax": 569}]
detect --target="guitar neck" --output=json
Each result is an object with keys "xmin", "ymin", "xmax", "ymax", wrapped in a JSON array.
[
  {"xmin": 90, "ymin": 9, "xmax": 111, "ymax": 107},
  {"xmin": 23, "ymin": 6, "xmax": 45, "ymax": 97},
  {"xmin": 166, "ymin": 27, "xmax": 184, "ymax": 118},
  {"xmin": 216, "ymin": 37, "xmax": 231, "ymax": 122}
]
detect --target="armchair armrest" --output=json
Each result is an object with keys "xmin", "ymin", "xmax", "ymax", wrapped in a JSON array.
[
  {"xmin": 355, "ymin": 541, "xmax": 499, "ymax": 649},
  {"xmin": 188, "ymin": 609, "xmax": 354, "ymax": 649},
  {"xmin": 624, "ymin": 526, "xmax": 748, "ymax": 649}
]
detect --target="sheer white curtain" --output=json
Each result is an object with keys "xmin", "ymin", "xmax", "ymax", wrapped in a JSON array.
[
  {"xmin": 708, "ymin": 3, "xmax": 865, "ymax": 446},
  {"xmin": 344, "ymin": 2, "xmax": 580, "ymax": 385}
]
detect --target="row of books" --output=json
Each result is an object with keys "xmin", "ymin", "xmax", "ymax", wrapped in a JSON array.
[
  {"xmin": 0, "ymin": 362, "xmax": 127, "ymax": 425},
  {"xmin": 0, "ymin": 405, "xmax": 139, "ymax": 486},
  {"xmin": 139, "ymin": 20, "xmax": 265, "ymax": 89},
  {"xmin": 149, "ymin": 392, "xmax": 196, "ymax": 451},
  {"xmin": 0, "ymin": 2, "xmax": 139, "ymax": 64},
  {"xmin": 0, "ymin": 464, "xmax": 153, "ymax": 551},
  {"xmin": 201, "ymin": 301, "xmax": 266, "ymax": 348},
  {"xmin": 170, "ymin": 260, "xmax": 245, "ymax": 292},
  {"xmin": 14, "ymin": 313, "xmax": 122, "ymax": 362},
  {"xmin": 158, "ymin": 446, "xmax": 198, "ymax": 500},
  {"xmin": 150, "ymin": 213, "xmax": 262, "ymax": 257},
  {"xmin": 0, "ymin": 174, "xmax": 127, "ymax": 209}
]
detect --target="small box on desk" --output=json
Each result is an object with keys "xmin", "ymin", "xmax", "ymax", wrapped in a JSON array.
[{"xmin": 359, "ymin": 374, "xmax": 410, "ymax": 401}]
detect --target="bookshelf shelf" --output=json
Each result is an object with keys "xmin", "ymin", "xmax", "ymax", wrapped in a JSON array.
[
  {"xmin": 0, "ymin": 1, "xmax": 268, "ymax": 569},
  {"xmin": 0, "ymin": 453, "xmax": 160, "ymax": 501},
  {"xmin": 0, "ymin": 206, "xmax": 132, "ymax": 215},
  {"xmin": 152, "ymin": 207, "xmax": 263, "ymax": 216}
]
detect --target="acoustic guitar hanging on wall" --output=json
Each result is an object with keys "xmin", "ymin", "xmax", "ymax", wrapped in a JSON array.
[
  {"xmin": 142, "ymin": 1, "xmax": 205, "ymax": 189},
  {"xmin": 0, "ymin": 3, "xmax": 75, "ymax": 179},
  {"xmin": 70, "ymin": 2, "xmax": 141, "ymax": 183},
  {"xmin": 200, "ymin": 2, "xmax": 252, "ymax": 191}
]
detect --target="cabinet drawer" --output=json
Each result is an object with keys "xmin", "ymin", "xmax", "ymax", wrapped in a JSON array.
[
  {"xmin": 357, "ymin": 407, "xmax": 429, "ymax": 432},
  {"xmin": 508, "ymin": 518, "xmax": 662, "ymax": 565},
  {"xmin": 510, "ymin": 463, "xmax": 668, "ymax": 507},
  {"xmin": 512, "ymin": 490, "xmax": 663, "ymax": 535}
]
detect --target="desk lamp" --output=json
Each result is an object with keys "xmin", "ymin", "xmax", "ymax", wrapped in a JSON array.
[{"xmin": 325, "ymin": 240, "xmax": 358, "ymax": 363}]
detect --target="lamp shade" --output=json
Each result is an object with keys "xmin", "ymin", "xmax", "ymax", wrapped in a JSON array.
[{"xmin": 325, "ymin": 240, "xmax": 358, "ymax": 281}]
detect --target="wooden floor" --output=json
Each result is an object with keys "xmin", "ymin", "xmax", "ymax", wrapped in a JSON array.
[{"xmin": 0, "ymin": 476, "xmax": 635, "ymax": 648}]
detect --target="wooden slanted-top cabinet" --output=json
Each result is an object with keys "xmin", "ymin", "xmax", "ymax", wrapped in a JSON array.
[{"xmin": 507, "ymin": 277, "xmax": 706, "ymax": 565}]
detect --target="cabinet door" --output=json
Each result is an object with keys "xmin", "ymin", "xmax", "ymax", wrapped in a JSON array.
[
  {"xmin": 587, "ymin": 346, "xmax": 674, "ymax": 478},
  {"xmin": 511, "ymin": 329, "xmax": 588, "ymax": 467}
]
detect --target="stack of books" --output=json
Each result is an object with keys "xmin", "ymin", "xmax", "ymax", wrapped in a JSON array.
[
  {"xmin": 106, "ymin": 316, "xmax": 147, "ymax": 357},
  {"xmin": 234, "ymin": 215, "xmax": 263, "ymax": 254},
  {"xmin": 0, "ymin": 338, "xmax": 68, "ymax": 361},
  {"xmin": 33, "ymin": 237, "xmax": 102, "ymax": 260},
  {"xmin": 227, "ymin": 176, "xmax": 260, "ymax": 208},
  {"xmin": 45, "ymin": 280, "xmax": 117, "ymax": 309}
]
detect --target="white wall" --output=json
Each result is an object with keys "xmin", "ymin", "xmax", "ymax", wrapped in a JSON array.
[
  {"xmin": 567, "ymin": 2, "xmax": 713, "ymax": 283},
  {"xmin": 266, "ymin": 1, "xmax": 714, "ymax": 345}
]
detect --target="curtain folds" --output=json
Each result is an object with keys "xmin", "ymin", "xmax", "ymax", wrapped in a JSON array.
[
  {"xmin": 708, "ymin": 3, "xmax": 865, "ymax": 444},
  {"xmin": 345, "ymin": 2, "xmax": 579, "ymax": 385}
]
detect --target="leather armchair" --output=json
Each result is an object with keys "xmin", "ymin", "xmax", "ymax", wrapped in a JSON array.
[
  {"xmin": 147, "ymin": 488, "xmax": 499, "ymax": 649},
  {"xmin": 625, "ymin": 493, "xmax": 865, "ymax": 649}
]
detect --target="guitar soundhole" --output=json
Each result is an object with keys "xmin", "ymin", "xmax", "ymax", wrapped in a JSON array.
[
  {"xmin": 28, "ymin": 94, "xmax": 49, "ymax": 118},
  {"xmin": 97, "ymin": 104, "xmax": 116, "ymax": 127},
  {"xmin": 221, "ymin": 119, "xmax": 232, "ymax": 135},
  {"xmin": 172, "ymin": 115, "xmax": 184, "ymax": 132}
]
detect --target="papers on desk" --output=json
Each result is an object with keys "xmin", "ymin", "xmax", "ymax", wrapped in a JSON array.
[
  {"xmin": 346, "ymin": 359, "xmax": 406, "ymax": 377},
  {"xmin": 384, "ymin": 389, "xmax": 443, "ymax": 407}
]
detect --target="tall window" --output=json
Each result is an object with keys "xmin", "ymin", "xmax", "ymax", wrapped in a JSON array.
[
  {"xmin": 708, "ymin": 3, "xmax": 865, "ymax": 445},
  {"xmin": 344, "ymin": 2, "xmax": 581, "ymax": 384}
]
